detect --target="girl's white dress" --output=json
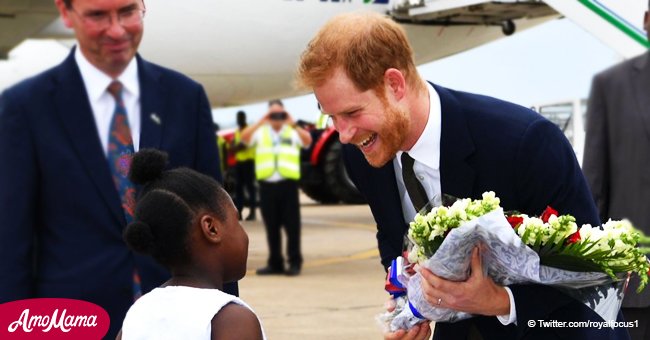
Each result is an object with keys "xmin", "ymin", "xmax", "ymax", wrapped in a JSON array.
[{"xmin": 121, "ymin": 285, "xmax": 266, "ymax": 340}]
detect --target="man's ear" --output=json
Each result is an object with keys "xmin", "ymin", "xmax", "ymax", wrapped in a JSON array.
[
  {"xmin": 199, "ymin": 214, "xmax": 222, "ymax": 244},
  {"xmin": 384, "ymin": 68, "xmax": 406, "ymax": 102},
  {"xmin": 54, "ymin": 0, "xmax": 73, "ymax": 28}
]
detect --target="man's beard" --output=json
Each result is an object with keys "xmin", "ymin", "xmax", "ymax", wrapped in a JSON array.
[{"xmin": 362, "ymin": 104, "xmax": 410, "ymax": 168}]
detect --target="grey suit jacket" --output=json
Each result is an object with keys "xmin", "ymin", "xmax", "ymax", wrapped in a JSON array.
[{"xmin": 583, "ymin": 51, "xmax": 650, "ymax": 308}]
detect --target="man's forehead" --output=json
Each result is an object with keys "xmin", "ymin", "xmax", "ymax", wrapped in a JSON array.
[
  {"xmin": 74, "ymin": 0, "xmax": 140, "ymax": 9},
  {"xmin": 315, "ymin": 70, "xmax": 368, "ymax": 116},
  {"xmin": 319, "ymin": 100, "xmax": 363, "ymax": 117}
]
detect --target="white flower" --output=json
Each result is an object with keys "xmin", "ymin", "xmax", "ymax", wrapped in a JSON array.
[
  {"xmin": 448, "ymin": 204, "xmax": 467, "ymax": 220},
  {"xmin": 408, "ymin": 245, "xmax": 421, "ymax": 264},
  {"xmin": 580, "ymin": 224, "xmax": 605, "ymax": 243},
  {"xmin": 403, "ymin": 191, "xmax": 650, "ymax": 293}
]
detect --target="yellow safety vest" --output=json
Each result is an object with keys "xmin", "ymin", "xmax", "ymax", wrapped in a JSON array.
[
  {"xmin": 216, "ymin": 135, "xmax": 226, "ymax": 173},
  {"xmin": 255, "ymin": 126, "xmax": 301, "ymax": 180},
  {"xmin": 316, "ymin": 113, "xmax": 329, "ymax": 129},
  {"xmin": 234, "ymin": 130, "xmax": 256, "ymax": 161}
]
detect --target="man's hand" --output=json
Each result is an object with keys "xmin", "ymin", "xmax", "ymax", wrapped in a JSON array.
[
  {"xmin": 382, "ymin": 298, "xmax": 431, "ymax": 340},
  {"xmin": 261, "ymin": 110, "xmax": 274, "ymax": 123},
  {"xmin": 418, "ymin": 247, "xmax": 510, "ymax": 316},
  {"xmin": 384, "ymin": 322, "xmax": 431, "ymax": 340},
  {"xmin": 284, "ymin": 111, "xmax": 296, "ymax": 127}
]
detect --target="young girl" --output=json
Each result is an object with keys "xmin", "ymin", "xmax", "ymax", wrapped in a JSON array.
[{"xmin": 118, "ymin": 149, "xmax": 265, "ymax": 340}]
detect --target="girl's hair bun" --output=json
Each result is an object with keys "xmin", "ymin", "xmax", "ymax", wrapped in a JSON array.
[
  {"xmin": 123, "ymin": 221, "xmax": 156, "ymax": 255},
  {"xmin": 129, "ymin": 148, "xmax": 168, "ymax": 185}
]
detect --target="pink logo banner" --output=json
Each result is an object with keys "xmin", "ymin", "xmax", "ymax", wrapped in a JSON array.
[{"xmin": 0, "ymin": 298, "xmax": 109, "ymax": 339}]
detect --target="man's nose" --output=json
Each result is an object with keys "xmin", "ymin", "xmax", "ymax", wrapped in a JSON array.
[
  {"xmin": 106, "ymin": 15, "xmax": 127, "ymax": 37},
  {"xmin": 335, "ymin": 119, "xmax": 356, "ymax": 144}
]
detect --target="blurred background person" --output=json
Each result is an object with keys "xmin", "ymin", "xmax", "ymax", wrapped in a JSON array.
[
  {"xmin": 582, "ymin": 3, "xmax": 650, "ymax": 339},
  {"xmin": 214, "ymin": 122, "xmax": 228, "ymax": 175},
  {"xmin": 0, "ymin": 0, "xmax": 235, "ymax": 338},
  {"xmin": 241, "ymin": 99, "xmax": 312, "ymax": 276},
  {"xmin": 232, "ymin": 110, "xmax": 257, "ymax": 221}
]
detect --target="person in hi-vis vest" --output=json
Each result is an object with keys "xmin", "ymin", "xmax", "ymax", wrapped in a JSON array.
[
  {"xmin": 241, "ymin": 99, "xmax": 312, "ymax": 276},
  {"xmin": 232, "ymin": 111, "xmax": 257, "ymax": 221},
  {"xmin": 214, "ymin": 123, "xmax": 228, "ymax": 175}
]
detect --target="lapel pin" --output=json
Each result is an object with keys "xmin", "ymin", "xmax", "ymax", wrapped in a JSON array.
[{"xmin": 150, "ymin": 113, "xmax": 161, "ymax": 125}]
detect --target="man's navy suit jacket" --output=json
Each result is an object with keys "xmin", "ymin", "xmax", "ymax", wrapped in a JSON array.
[
  {"xmin": 343, "ymin": 84, "xmax": 629, "ymax": 339},
  {"xmin": 0, "ymin": 49, "xmax": 235, "ymax": 338}
]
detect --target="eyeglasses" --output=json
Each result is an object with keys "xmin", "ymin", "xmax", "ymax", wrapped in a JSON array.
[{"xmin": 70, "ymin": 6, "xmax": 146, "ymax": 30}]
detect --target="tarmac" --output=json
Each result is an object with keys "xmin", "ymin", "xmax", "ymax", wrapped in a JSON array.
[{"xmin": 237, "ymin": 195, "xmax": 395, "ymax": 339}]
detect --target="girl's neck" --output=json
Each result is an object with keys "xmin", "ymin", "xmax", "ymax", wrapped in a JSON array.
[{"xmin": 163, "ymin": 273, "xmax": 223, "ymax": 291}]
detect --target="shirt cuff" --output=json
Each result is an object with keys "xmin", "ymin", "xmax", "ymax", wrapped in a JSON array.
[{"xmin": 496, "ymin": 287, "xmax": 517, "ymax": 325}]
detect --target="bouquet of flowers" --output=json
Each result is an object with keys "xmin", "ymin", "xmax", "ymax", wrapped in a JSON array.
[{"xmin": 378, "ymin": 192, "xmax": 650, "ymax": 332}]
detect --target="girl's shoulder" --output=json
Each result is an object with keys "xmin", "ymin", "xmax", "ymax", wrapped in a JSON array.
[{"xmin": 211, "ymin": 303, "xmax": 263, "ymax": 340}]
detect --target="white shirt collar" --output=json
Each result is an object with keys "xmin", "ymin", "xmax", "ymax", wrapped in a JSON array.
[
  {"xmin": 398, "ymin": 82, "xmax": 442, "ymax": 169},
  {"xmin": 75, "ymin": 46, "xmax": 139, "ymax": 100}
]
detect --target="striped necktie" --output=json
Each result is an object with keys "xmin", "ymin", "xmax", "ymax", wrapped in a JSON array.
[{"xmin": 107, "ymin": 81, "xmax": 142, "ymax": 300}]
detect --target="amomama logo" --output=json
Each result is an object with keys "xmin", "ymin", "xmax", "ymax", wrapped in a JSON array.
[{"xmin": 0, "ymin": 298, "xmax": 109, "ymax": 339}]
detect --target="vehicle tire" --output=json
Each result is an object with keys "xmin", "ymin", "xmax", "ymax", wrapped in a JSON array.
[
  {"xmin": 322, "ymin": 140, "xmax": 365, "ymax": 204},
  {"xmin": 299, "ymin": 128, "xmax": 340, "ymax": 204},
  {"xmin": 300, "ymin": 173, "xmax": 339, "ymax": 204}
]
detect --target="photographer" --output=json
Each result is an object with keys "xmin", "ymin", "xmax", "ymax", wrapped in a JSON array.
[{"xmin": 241, "ymin": 99, "xmax": 312, "ymax": 276}]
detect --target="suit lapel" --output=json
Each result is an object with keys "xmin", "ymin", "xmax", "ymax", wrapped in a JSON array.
[
  {"xmin": 632, "ymin": 52, "xmax": 650, "ymax": 141},
  {"xmin": 433, "ymin": 84, "xmax": 476, "ymax": 198},
  {"xmin": 52, "ymin": 50, "xmax": 124, "ymax": 224},
  {"xmin": 137, "ymin": 55, "xmax": 166, "ymax": 150},
  {"xmin": 376, "ymin": 161, "xmax": 406, "ymax": 222}
]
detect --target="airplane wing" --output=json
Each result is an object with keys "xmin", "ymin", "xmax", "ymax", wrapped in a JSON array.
[{"xmin": 0, "ymin": 0, "xmax": 73, "ymax": 58}]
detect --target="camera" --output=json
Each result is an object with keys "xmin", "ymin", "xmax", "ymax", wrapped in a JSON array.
[{"xmin": 269, "ymin": 111, "xmax": 288, "ymax": 121}]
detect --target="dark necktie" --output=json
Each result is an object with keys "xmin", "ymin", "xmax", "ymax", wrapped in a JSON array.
[
  {"xmin": 107, "ymin": 81, "xmax": 141, "ymax": 300},
  {"xmin": 401, "ymin": 152, "xmax": 429, "ymax": 213}
]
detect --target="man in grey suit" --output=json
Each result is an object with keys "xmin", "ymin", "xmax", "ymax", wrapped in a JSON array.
[{"xmin": 582, "ymin": 3, "xmax": 650, "ymax": 339}]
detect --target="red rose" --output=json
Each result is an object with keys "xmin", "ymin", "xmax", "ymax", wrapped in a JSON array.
[
  {"xmin": 541, "ymin": 206, "xmax": 559, "ymax": 223},
  {"xmin": 506, "ymin": 215, "xmax": 524, "ymax": 229},
  {"xmin": 566, "ymin": 230, "xmax": 581, "ymax": 244}
]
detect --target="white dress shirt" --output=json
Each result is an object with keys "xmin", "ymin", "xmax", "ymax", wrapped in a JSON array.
[
  {"xmin": 393, "ymin": 82, "xmax": 517, "ymax": 325},
  {"xmin": 75, "ymin": 47, "xmax": 141, "ymax": 155},
  {"xmin": 393, "ymin": 82, "xmax": 442, "ymax": 224}
]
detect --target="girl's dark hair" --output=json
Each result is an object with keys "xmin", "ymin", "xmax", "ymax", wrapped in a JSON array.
[{"xmin": 123, "ymin": 149, "xmax": 229, "ymax": 269}]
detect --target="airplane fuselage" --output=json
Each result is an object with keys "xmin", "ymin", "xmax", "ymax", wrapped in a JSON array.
[{"xmin": 0, "ymin": 0, "xmax": 558, "ymax": 107}]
